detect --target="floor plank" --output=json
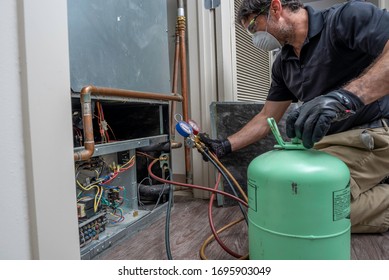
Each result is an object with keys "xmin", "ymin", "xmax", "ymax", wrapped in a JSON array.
[
  {"xmin": 351, "ymin": 231, "xmax": 389, "ymax": 260},
  {"xmin": 96, "ymin": 197, "xmax": 388, "ymax": 260}
]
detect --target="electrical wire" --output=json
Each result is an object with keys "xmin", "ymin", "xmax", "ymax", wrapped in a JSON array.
[
  {"xmin": 151, "ymin": 183, "xmax": 168, "ymax": 212},
  {"xmin": 102, "ymin": 155, "xmax": 136, "ymax": 185},
  {"xmin": 77, "ymin": 155, "xmax": 135, "ymax": 214},
  {"xmin": 95, "ymin": 186, "xmax": 103, "ymax": 211},
  {"xmin": 96, "ymin": 101, "xmax": 110, "ymax": 143},
  {"xmin": 75, "ymin": 158, "xmax": 106, "ymax": 213},
  {"xmin": 73, "ymin": 126, "xmax": 83, "ymax": 146},
  {"xmin": 96, "ymin": 101, "xmax": 106, "ymax": 143},
  {"xmin": 96, "ymin": 101, "xmax": 119, "ymax": 142},
  {"xmin": 94, "ymin": 112, "xmax": 117, "ymax": 142},
  {"xmin": 76, "ymin": 181, "xmax": 102, "ymax": 212},
  {"xmin": 137, "ymin": 177, "xmax": 153, "ymax": 208},
  {"xmin": 106, "ymin": 208, "xmax": 125, "ymax": 226},
  {"xmin": 136, "ymin": 151, "xmax": 157, "ymax": 160},
  {"xmin": 136, "ymin": 177, "xmax": 169, "ymax": 212}
]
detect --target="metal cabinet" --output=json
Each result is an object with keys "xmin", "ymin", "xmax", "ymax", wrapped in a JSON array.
[
  {"xmin": 67, "ymin": 0, "xmax": 173, "ymax": 259},
  {"xmin": 72, "ymin": 95, "xmax": 172, "ymax": 259}
]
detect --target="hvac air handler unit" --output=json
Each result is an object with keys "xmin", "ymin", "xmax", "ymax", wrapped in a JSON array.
[{"xmin": 247, "ymin": 118, "xmax": 351, "ymax": 259}]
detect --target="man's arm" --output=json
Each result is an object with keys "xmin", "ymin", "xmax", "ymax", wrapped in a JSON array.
[
  {"xmin": 228, "ymin": 100, "xmax": 292, "ymax": 151},
  {"xmin": 286, "ymin": 41, "xmax": 389, "ymax": 148},
  {"xmin": 199, "ymin": 100, "xmax": 292, "ymax": 158},
  {"xmin": 344, "ymin": 41, "xmax": 389, "ymax": 104}
]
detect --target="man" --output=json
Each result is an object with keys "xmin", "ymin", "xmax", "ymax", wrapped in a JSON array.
[{"xmin": 200, "ymin": 0, "xmax": 389, "ymax": 233}]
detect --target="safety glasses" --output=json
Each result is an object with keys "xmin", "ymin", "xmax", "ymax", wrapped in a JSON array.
[{"xmin": 245, "ymin": 5, "xmax": 270, "ymax": 36}]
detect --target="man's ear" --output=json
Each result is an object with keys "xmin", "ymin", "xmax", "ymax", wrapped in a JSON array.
[{"xmin": 270, "ymin": 0, "xmax": 283, "ymax": 18}]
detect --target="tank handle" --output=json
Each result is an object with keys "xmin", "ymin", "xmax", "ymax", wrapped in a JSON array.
[{"xmin": 267, "ymin": 118, "xmax": 305, "ymax": 150}]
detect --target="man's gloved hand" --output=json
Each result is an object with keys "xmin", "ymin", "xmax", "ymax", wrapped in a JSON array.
[
  {"xmin": 286, "ymin": 89, "xmax": 365, "ymax": 149},
  {"xmin": 198, "ymin": 133, "xmax": 232, "ymax": 158}
]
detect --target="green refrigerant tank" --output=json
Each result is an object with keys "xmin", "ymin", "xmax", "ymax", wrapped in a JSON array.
[{"xmin": 247, "ymin": 118, "xmax": 351, "ymax": 260}]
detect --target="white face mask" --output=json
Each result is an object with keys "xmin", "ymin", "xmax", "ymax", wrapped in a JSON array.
[
  {"xmin": 252, "ymin": 12, "xmax": 281, "ymax": 52},
  {"xmin": 252, "ymin": 31, "xmax": 282, "ymax": 51}
]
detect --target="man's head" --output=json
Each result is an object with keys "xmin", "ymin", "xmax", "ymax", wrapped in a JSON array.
[
  {"xmin": 237, "ymin": 0, "xmax": 303, "ymax": 24},
  {"xmin": 237, "ymin": 0, "xmax": 304, "ymax": 51}
]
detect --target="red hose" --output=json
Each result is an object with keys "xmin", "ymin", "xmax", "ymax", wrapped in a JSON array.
[
  {"xmin": 208, "ymin": 173, "xmax": 244, "ymax": 258},
  {"xmin": 147, "ymin": 158, "xmax": 248, "ymax": 207}
]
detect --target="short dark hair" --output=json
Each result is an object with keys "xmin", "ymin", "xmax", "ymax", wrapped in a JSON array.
[{"xmin": 237, "ymin": 0, "xmax": 303, "ymax": 25}]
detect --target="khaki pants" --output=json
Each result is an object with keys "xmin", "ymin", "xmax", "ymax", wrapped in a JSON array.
[{"xmin": 314, "ymin": 125, "xmax": 389, "ymax": 233}]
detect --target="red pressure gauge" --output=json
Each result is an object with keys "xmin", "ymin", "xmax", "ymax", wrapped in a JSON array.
[{"xmin": 188, "ymin": 119, "xmax": 200, "ymax": 135}]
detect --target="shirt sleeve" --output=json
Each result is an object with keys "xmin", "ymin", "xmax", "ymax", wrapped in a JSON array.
[
  {"xmin": 333, "ymin": 1, "xmax": 389, "ymax": 56},
  {"xmin": 267, "ymin": 54, "xmax": 298, "ymax": 102}
]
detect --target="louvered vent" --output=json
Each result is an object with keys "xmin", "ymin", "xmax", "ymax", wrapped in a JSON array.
[{"xmin": 234, "ymin": 0, "xmax": 270, "ymax": 102}]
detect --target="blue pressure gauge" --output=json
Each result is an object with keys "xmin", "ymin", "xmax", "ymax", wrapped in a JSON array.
[{"xmin": 175, "ymin": 121, "xmax": 193, "ymax": 138}]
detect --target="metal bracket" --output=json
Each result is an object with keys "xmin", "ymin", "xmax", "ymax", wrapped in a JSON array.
[
  {"xmin": 159, "ymin": 153, "xmax": 170, "ymax": 179},
  {"xmin": 204, "ymin": 0, "xmax": 220, "ymax": 10}
]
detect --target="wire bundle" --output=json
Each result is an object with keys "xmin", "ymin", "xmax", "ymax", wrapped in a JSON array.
[{"xmin": 76, "ymin": 156, "xmax": 135, "ymax": 214}]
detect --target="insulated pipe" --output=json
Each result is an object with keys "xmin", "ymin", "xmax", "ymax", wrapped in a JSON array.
[
  {"xmin": 74, "ymin": 85, "xmax": 183, "ymax": 161},
  {"xmin": 177, "ymin": 0, "xmax": 192, "ymax": 184}
]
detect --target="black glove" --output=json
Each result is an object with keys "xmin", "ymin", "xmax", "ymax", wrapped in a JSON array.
[
  {"xmin": 198, "ymin": 133, "xmax": 232, "ymax": 158},
  {"xmin": 286, "ymin": 89, "xmax": 364, "ymax": 149}
]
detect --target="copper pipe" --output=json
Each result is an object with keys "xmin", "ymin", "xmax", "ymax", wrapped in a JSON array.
[
  {"xmin": 170, "ymin": 23, "xmax": 180, "ymax": 137},
  {"xmin": 81, "ymin": 85, "xmax": 183, "ymax": 101},
  {"xmin": 74, "ymin": 90, "xmax": 95, "ymax": 161},
  {"xmin": 74, "ymin": 85, "xmax": 183, "ymax": 161},
  {"xmin": 178, "ymin": 18, "xmax": 189, "ymax": 124},
  {"xmin": 170, "ymin": 141, "xmax": 182, "ymax": 149},
  {"xmin": 178, "ymin": 13, "xmax": 192, "ymax": 184}
]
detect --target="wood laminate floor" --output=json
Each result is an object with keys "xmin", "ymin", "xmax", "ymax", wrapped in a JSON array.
[{"xmin": 96, "ymin": 197, "xmax": 389, "ymax": 260}]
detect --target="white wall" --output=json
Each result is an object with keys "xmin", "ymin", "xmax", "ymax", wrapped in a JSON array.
[
  {"xmin": 0, "ymin": 0, "xmax": 31, "ymax": 259},
  {"xmin": 0, "ymin": 0, "xmax": 80, "ymax": 259},
  {"xmin": 187, "ymin": 1, "xmax": 219, "ymax": 194},
  {"xmin": 1, "ymin": 0, "xmax": 387, "ymax": 260},
  {"xmin": 380, "ymin": 0, "xmax": 389, "ymax": 8}
]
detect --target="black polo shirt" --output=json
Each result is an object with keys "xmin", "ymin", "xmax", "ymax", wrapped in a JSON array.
[{"xmin": 268, "ymin": 0, "xmax": 389, "ymax": 134}]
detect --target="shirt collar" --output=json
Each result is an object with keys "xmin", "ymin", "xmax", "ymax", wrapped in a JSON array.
[{"xmin": 280, "ymin": 5, "xmax": 324, "ymax": 60}]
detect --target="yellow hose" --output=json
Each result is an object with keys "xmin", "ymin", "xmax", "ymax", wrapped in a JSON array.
[{"xmin": 199, "ymin": 217, "xmax": 249, "ymax": 260}]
